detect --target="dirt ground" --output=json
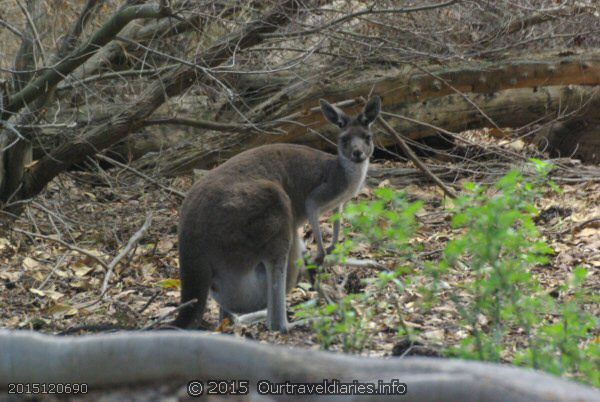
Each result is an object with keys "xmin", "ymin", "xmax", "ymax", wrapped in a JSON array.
[
  {"xmin": 1, "ymin": 139, "xmax": 599, "ymax": 400},
  {"xmin": 1, "ymin": 153, "xmax": 598, "ymax": 358}
]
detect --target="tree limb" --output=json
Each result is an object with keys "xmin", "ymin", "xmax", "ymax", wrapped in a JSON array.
[
  {"xmin": 4, "ymin": 3, "xmax": 172, "ymax": 119},
  {"xmin": 21, "ymin": 0, "xmax": 305, "ymax": 200}
]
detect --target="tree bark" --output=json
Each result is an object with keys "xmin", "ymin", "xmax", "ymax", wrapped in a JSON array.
[
  {"xmin": 1, "ymin": 330, "xmax": 598, "ymax": 402},
  {"xmin": 241, "ymin": 52, "xmax": 600, "ymax": 136}
]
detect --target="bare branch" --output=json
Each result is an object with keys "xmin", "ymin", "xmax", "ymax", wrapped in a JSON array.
[
  {"xmin": 142, "ymin": 116, "xmax": 269, "ymax": 133},
  {"xmin": 4, "ymin": 3, "xmax": 172, "ymax": 119},
  {"xmin": 16, "ymin": 0, "xmax": 48, "ymax": 66},
  {"xmin": 56, "ymin": 65, "xmax": 178, "ymax": 90},
  {"xmin": 101, "ymin": 213, "xmax": 152, "ymax": 295},
  {"xmin": 12, "ymin": 227, "xmax": 111, "ymax": 272},
  {"xmin": 0, "ymin": 17, "xmax": 23, "ymax": 38},
  {"xmin": 95, "ymin": 154, "xmax": 185, "ymax": 198},
  {"xmin": 55, "ymin": 0, "xmax": 103, "ymax": 60},
  {"xmin": 262, "ymin": 0, "xmax": 458, "ymax": 39},
  {"xmin": 376, "ymin": 112, "xmax": 457, "ymax": 199},
  {"xmin": 21, "ymin": 0, "xmax": 304, "ymax": 200}
]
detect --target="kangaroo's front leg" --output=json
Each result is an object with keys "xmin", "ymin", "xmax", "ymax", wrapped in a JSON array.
[
  {"xmin": 326, "ymin": 204, "xmax": 343, "ymax": 254},
  {"xmin": 264, "ymin": 257, "xmax": 289, "ymax": 333},
  {"xmin": 306, "ymin": 200, "xmax": 326, "ymax": 265}
]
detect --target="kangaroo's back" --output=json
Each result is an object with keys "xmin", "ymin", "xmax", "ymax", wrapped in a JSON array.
[{"xmin": 182, "ymin": 144, "xmax": 336, "ymax": 227}]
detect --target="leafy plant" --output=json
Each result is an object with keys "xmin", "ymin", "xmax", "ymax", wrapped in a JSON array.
[
  {"xmin": 297, "ymin": 160, "xmax": 598, "ymax": 385},
  {"xmin": 431, "ymin": 160, "xmax": 598, "ymax": 386},
  {"xmin": 294, "ymin": 188, "xmax": 421, "ymax": 353}
]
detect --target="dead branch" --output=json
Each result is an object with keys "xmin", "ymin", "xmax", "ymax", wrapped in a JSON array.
[
  {"xmin": 142, "ymin": 299, "xmax": 198, "ymax": 330},
  {"xmin": 263, "ymin": 0, "xmax": 458, "ymax": 39},
  {"xmin": 142, "ymin": 117, "xmax": 272, "ymax": 133},
  {"xmin": 20, "ymin": 0, "xmax": 304, "ymax": 202},
  {"xmin": 376, "ymin": 113, "xmax": 457, "ymax": 199},
  {"xmin": 95, "ymin": 154, "xmax": 185, "ymax": 198},
  {"xmin": 54, "ymin": 0, "xmax": 103, "ymax": 60},
  {"xmin": 101, "ymin": 213, "xmax": 152, "ymax": 295},
  {"xmin": 12, "ymin": 227, "xmax": 110, "ymax": 272},
  {"xmin": 3, "ymin": 3, "xmax": 172, "ymax": 119}
]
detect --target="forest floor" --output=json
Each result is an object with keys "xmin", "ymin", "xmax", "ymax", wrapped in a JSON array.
[{"xmin": 1, "ymin": 135, "xmax": 599, "ymax": 363}]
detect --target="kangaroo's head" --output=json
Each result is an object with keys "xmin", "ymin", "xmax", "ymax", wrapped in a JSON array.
[{"xmin": 319, "ymin": 96, "xmax": 381, "ymax": 164}]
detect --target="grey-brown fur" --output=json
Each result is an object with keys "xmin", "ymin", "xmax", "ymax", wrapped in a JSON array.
[{"xmin": 175, "ymin": 96, "xmax": 381, "ymax": 332}]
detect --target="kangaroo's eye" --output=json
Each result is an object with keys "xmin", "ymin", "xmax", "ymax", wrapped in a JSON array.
[
  {"xmin": 341, "ymin": 136, "xmax": 350, "ymax": 144},
  {"xmin": 365, "ymin": 134, "xmax": 372, "ymax": 140}
]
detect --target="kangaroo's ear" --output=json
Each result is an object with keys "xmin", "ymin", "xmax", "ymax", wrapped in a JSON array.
[
  {"xmin": 320, "ymin": 99, "xmax": 351, "ymax": 128},
  {"xmin": 358, "ymin": 96, "xmax": 381, "ymax": 126}
]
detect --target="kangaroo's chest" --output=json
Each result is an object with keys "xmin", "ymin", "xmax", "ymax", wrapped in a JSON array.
[{"xmin": 323, "ymin": 161, "xmax": 369, "ymax": 212}]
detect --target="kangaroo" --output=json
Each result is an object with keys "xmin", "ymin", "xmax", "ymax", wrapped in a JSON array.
[{"xmin": 174, "ymin": 96, "xmax": 381, "ymax": 332}]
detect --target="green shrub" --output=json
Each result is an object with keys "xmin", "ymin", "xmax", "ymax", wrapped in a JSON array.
[
  {"xmin": 296, "ymin": 160, "xmax": 598, "ymax": 386},
  {"xmin": 294, "ymin": 188, "xmax": 421, "ymax": 353}
]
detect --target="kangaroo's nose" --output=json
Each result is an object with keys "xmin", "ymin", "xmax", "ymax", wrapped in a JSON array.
[{"xmin": 352, "ymin": 150, "xmax": 364, "ymax": 160}]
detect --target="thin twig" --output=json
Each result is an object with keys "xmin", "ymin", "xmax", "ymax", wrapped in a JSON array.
[
  {"xmin": 142, "ymin": 298, "xmax": 197, "ymax": 330},
  {"xmin": 0, "ymin": 17, "xmax": 24, "ymax": 38},
  {"xmin": 101, "ymin": 213, "xmax": 153, "ymax": 295},
  {"xmin": 138, "ymin": 290, "xmax": 161, "ymax": 314},
  {"xmin": 95, "ymin": 154, "xmax": 185, "ymax": 198},
  {"xmin": 262, "ymin": 1, "xmax": 458, "ymax": 39},
  {"xmin": 12, "ymin": 228, "xmax": 110, "ymax": 272},
  {"xmin": 142, "ymin": 117, "xmax": 269, "ymax": 134},
  {"xmin": 375, "ymin": 111, "xmax": 458, "ymax": 199},
  {"xmin": 16, "ymin": 0, "xmax": 47, "ymax": 66},
  {"xmin": 56, "ymin": 65, "xmax": 177, "ymax": 90}
]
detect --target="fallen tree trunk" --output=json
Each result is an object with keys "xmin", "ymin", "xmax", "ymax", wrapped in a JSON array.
[
  {"xmin": 148, "ymin": 84, "xmax": 600, "ymax": 176},
  {"xmin": 26, "ymin": 53, "xmax": 600, "ymax": 177},
  {"xmin": 1, "ymin": 330, "xmax": 598, "ymax": 402},
  {"xmin": 239, "ymin": 52, "xmax": 600, "ymax": 135}
]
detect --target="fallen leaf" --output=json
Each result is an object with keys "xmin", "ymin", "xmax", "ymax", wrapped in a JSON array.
[
  {"xmin": 72, "ymin": 265, "xmax": 94, "ymax": 277},
  {"xmin": 29, "ymin": 288, "xmax": 64, "ymax": 301},
  {"xmin": 156, "ymin": 279, "xmax": 181, "ymax": 289},
  {"xmin": 157, "ymin": 239, "xmax": 175, "ymax": 253},
  {"xmin": 0, "ymin": 271, "xmax": 20, "ymax": 281},
  {"xmin": 22, "ymin": 257, "xmax": 40, "ymax": 270},
  {"xmin": 45, "ymin": 303, "xmax": 78, "ymax": 317}
]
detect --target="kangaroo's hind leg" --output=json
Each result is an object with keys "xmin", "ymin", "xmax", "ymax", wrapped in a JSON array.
[
  {"xmin": 255, "ymin": 183, "xmax": 294, "ymax": 333},
  {"xmin": 263, "ymin": 226, "xmax": 293, "ymax": 332},
  {"xmin": 264, "ymin": 253, "xmax": 289, "ymax": 333},
  {"xmin": 286, "ymin": 230, "xmax": 305, "ymax": 292}
]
